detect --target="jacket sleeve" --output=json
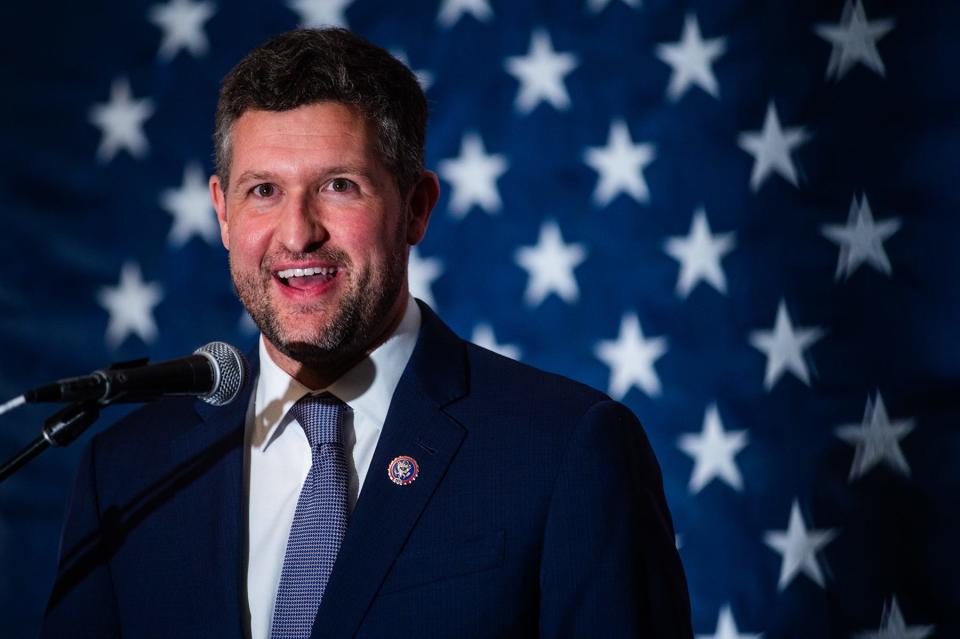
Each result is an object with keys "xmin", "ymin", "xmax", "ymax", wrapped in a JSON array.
[
  {"xmin": 538, "ymin": 400, "xmax": 693, "ymax": 638},
  {"xmin": 40, "ymin": 436, "xmax": 121, "ymax": 638}
]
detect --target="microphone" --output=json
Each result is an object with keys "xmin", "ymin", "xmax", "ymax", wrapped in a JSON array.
[{"xmin": 23, "ymin": 342, "xmax": 248, "ymax": 407}]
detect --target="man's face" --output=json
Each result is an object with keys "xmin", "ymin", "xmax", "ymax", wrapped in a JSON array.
[{"xmin": 210, "ymin": 102, "xmax": 433, "ymax": 372}]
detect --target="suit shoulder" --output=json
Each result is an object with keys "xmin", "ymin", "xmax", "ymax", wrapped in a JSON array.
[
  {"xmin": 462, "ymin": 341, "xmax": 610, "ymax": 414},
  {"xmin": 448, "ymin": 341, "xmax": 649, "ymax": 486}
]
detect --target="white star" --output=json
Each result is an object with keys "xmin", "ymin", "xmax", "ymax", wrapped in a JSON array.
[
  {"xmin": 437, "ymin": 0, "xmax": 493, "ymax": 28},
  {"xmin": 821, "ymin": 194, "xmax": 901, "ymax": 280},
  {"xmin": 815, "ymin": 0, "xmax": 895, "ymax": 81},
  {"xmin": 854, "ymin": 597, "xmax": 935, "ymax": 639},
  {"xmin": 514, "ymin": 220, "xmax": 587, "ymax": 307},
  {"xmin": 737, "ymin": 101, "xmax": 809, "ymax": 192},
  {"xmin": 583, "ymin": 119, "xmax": 656, "ymax": 207},
  {"xmin": 678, "ymin": 404, "xmax": 748, "ymax": 494},
  {"xmin": 438, "ymin": 132, "xmax": 509, "ymax": 218},
  {"xmin": 595, "ymin": 313, "xmax": 668, "ymax": 400},
  {"xmin": 161, "ymin": 162, "xmax": 219, "ymax": 247},
  {"xmin": 471, "ymin": 323, "xmax": 521, "ymax": 361},
  {"xmin": 408, "ymin": 247, "xmax": 443, "ymax": 309},
  {"xmin": 148, "ymin": 0, "xmax": 216, "ymax": 61},
  {"xmin": 89, "ymin": 77, "xmax": 155, "ymax": 163},
  {"xmin": 587, "ymin": 0, "xmax": 640, "ymax": 13},
  {"xmin": 391, "ymin": 51, "xmax": 434, "ymax": 91},
  {"xmin": 655, "ymin": 13, "xmax": 727, "ymax": 101},
  {"xmin": 697, "ymin": 604, "xmax": 762, "ymax": 639},
  {"xmin": 97, "ymin": 262, "xmax": 165, "ymax": 349},
  {"xmin": 287, "ymin": 0, "xmax": 353, "ymax": 28},
  {"xmin": 835, "ymin": 392, "xmax": 915, "ymax": 481},
  {"xmin": 664, "ymin": 207, "xmax": 736, "ymax": 298},
  {"xmin": 749, "ymin": 300, "xmax": 824, "ymax": 390},
  {"xmin": 763, "ymin": 499, "xmax": 838, "ymax": 591},
  {"xmin": 504, "ymin": 29, "xmax": 579, "ymax": 114}
]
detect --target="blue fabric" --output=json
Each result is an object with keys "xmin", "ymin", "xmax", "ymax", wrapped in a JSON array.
[
  {"xmin": 39, "ymin": 302, "xmax": 691, "ymax": 638},
  {"xmin": 272, "ymin": 395, "xmax": 348, "ymax": 639}
]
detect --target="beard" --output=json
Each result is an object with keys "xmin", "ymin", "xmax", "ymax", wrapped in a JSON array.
[{"xmin": 231, "ymin": 242, "xmax": 408, "ymax": 371}]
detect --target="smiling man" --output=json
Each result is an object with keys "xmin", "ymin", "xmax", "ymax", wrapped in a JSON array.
[
  {"xmin": 42, "ymin": 29, "xmax": 692, "ymax": 638},
  {"xmin": 212, "ymin": 100, "xmax": 435, "ymax": 390}
]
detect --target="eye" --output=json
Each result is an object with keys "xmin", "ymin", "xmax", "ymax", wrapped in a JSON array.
[
  {"xmin": 252, "ymin": 183, "xmax": 276, "ymax": 198},
  {"xmin": 325, "ymin": 178, "xmax": 356, "ymax": 193}
]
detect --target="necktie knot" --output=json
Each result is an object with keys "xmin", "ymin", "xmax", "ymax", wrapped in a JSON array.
[{"xmin": 290, "ymin": 393, "xmax": 345, "ymax": 448}]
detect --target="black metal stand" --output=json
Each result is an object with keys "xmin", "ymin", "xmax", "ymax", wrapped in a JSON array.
[
  {"xmin": 0, "ymin": 401, "xmax": 101, "ymax": 484},
  {"xmin": 0, "ymin": 437, "xmax": 49, "ymax": 484}
]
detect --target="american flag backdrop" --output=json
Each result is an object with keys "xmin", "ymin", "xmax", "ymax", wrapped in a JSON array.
[{"xmin": 1, "ymin": 0, "xmax": 958, "ymax": 636}]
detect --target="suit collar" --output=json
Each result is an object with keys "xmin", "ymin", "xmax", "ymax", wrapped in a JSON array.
[
  {"xmin": 385, "ymin": 299, "xmax": 468, "ymax": 407},
  {"xmin": 243, "ymin": 299, "xmax": 466, "ymax": 409}
]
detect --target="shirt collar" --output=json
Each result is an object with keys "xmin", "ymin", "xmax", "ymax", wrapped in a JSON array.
[{"xmin": 252, "ymin": 297, "xmax": 421, "ymax": 452}]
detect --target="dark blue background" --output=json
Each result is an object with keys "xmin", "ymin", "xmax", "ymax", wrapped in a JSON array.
[{"xmin": 1, "ymin": 1, "xmax": 958, "ymax": 636}]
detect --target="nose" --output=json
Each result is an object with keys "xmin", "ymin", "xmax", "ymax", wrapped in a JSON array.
[{"xmin": 276, "ymin": 193, "xmax": 328, "ymax": 253}]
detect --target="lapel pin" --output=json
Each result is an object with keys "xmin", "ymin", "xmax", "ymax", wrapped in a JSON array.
[{"xmin": 388, "ymin": 455, "xmax": 419, "ymax": 486}]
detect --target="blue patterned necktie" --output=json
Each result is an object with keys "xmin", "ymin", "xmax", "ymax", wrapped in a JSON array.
[{"xmin": 271, "ymin": 394, "xmax": 349, "ymax": 639}]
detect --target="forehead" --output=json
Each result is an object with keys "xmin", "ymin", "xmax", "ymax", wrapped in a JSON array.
[{"xmin": 229, "ymin": 102, "xmax": 379, "ymax": 169}]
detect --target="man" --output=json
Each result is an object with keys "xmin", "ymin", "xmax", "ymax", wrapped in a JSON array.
[{"xmin": 42, "ymin": 28, "xmax": 692, "ymax": 638}]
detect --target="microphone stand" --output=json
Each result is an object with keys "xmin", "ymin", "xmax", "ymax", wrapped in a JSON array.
[
  {"xmin": 0, "ymin": 357, "xmax": 147, "ymax": 485},
  {"xmin": 0, "ymin": 401, "xmax": 100, "ymax": 484}
]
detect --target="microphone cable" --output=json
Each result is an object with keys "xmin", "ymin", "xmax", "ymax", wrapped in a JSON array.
[{"xmin": 0, "ymin": 395, "xmax": 25, "ymax": 417}]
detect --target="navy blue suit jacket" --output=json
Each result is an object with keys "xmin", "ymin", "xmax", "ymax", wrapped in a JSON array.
[{"xmin": 42, "ymin": 303, "xmax": 692, "ymax": 637}]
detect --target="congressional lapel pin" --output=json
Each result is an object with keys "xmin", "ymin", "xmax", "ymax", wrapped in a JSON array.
[{"xmin": 388, "ymin": 455, "xmax": 419, "ymax": 486}]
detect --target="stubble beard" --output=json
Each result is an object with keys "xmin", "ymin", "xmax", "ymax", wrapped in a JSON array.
[{"xmin": 231, "ymin": 244, "xmax": 408, "ymax": 372}]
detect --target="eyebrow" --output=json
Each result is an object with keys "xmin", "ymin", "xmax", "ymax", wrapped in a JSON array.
[
  {"xmin": 231, "ymin": 171, "xmax": 275, "ymax": 193},
  {"xmin": 231, "ymin": 166, "xmax": 376, "ymax": 193}
]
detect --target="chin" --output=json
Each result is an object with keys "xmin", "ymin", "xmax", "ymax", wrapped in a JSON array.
[{"xmin": 274, "ymin": 325, "xmax": 347, "ymax": 353}]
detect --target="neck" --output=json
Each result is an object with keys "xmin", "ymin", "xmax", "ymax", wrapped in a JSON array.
[{"xmin": 264, "ymin": 294, "xmax": 410, "ymax": 390}]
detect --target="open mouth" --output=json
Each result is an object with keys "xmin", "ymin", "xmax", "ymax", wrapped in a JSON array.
[{"xmin": 275, "ymin": 266, "xmax": 339, "ymax": 289}]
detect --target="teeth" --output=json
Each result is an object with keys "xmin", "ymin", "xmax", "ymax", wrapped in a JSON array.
[{"xmin": 277, "ymin": 267, "xmax": 337, "ymax": 279}]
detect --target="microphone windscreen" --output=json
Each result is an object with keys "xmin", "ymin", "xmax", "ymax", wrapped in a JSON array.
[{"xmin": 195, "ymin": 342, "xmax": 248, "ymax": 406}]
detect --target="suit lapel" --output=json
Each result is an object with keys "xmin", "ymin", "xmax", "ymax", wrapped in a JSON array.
[
  {"xmin": 314, "ymin": 302, "xmax": 469, "ymax": 637},
  {"xmin": 167, "ymin": 349, "xmax": 257, "ymax": 634}
]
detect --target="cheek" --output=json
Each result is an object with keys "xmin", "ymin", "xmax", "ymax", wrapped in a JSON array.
[
  {"xmin": 228, "ymin": 218, "xmax": 273, "ymax": 264},
  {"xmin": 341, "ymin": 217, "xmax": 397, "ymax": 256}
]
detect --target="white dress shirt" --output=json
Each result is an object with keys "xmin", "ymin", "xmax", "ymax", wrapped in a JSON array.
[{"xmin": 244, "ymin": 298, "xmax": 421, "ymax": 639}]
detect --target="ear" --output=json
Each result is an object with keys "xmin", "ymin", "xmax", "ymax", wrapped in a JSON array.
[
  {"xmin": 210, "ymin": 175, "xmax": 230, "ymax": 250},
  {"xmin": 404, "ymin": 170, "xmax": 440, "ymax": 245}
]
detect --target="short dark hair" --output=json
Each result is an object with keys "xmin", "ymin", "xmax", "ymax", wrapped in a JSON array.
[{"xmin": 214, "ymin": 28, "xmax": 427, "ymax": 194}]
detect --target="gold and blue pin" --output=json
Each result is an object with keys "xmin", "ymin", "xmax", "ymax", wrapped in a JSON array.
[{"xmin": 387, "ymin": 455, "xmax": 419, "ymax": 486}]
